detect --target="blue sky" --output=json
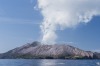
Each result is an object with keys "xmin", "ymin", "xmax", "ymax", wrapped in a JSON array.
[{"xmin": 0, "ymin": 0, "xmax": 100, "ymax": 53}]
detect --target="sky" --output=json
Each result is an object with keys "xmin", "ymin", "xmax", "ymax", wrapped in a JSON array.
[{"xmin": 0, "ymin": 0, "xmax": 100, "ymax": 53}]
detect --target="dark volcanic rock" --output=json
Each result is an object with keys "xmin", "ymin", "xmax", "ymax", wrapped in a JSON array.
[
  {"xmin": 0, "ymin": 41, "xmax": 99, "ymax": 59},
  {"xmin": 93, "ymin": 52, "xmax": 100, "ymax": 59}
]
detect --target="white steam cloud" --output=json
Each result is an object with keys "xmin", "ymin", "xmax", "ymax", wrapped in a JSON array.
[{"xmin": 37, "ymin": 0, "xmax": 100, "ymax": 44}]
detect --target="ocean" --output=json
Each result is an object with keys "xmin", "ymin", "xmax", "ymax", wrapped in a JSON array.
[{"xmin": 0, "ymin": 59, "xmax": 100, "ymax": 66}]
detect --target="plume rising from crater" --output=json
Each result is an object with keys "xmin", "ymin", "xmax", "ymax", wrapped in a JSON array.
[{"xmin": 37, "ymin": 0, "xmax": 100, "ymax": 44}]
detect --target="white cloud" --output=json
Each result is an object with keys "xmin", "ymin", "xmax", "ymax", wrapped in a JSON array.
[
  {"xmin": 37, "ymin": 0, "xmax": 100, "ymax": 44},
  {"xmin": 0, "ymin": 17, "xmax": 41, "ymax": 25},
  {"xmin": 92, "ymin": 49, "xmax": 100, "ymax": 52}
]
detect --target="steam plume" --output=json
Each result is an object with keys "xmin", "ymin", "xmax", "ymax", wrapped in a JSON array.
[{"xmin": 37, "ymin": 0, "xmax": 100, "ymax": 44}]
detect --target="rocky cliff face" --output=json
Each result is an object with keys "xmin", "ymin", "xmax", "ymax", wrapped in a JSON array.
[{"xmin": 0, "ymin": 41, "xmax": 99, "ymax": 59}]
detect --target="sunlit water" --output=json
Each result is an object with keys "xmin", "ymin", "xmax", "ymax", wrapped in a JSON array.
[{"xmin": 0, "ymin": 59, "xmax": 100, "ymax": 66}]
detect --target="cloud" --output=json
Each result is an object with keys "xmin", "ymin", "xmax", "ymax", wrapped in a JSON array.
[
  {"xmin": 37, "ymin": 0, "xmax": 100, "ymax": 44},
  {"xmin": 0, "ymin": 17, "xmax": 41, "ymax": 25},
  {"xmin": 92, "ymin": 49, "xmax": 100, "ymax": 52}
]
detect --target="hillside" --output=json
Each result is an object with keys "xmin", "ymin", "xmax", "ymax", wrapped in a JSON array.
[{"xmin": 0, "ymin": 41, "xmax": 99, "ymax": 59}]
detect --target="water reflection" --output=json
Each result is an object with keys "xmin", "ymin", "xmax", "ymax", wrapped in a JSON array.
[
  {"xmin": 40, "ymin": 59, "xmax": 57, "ymax": 66},
  {"xmin": 0, "ymin": 59, "xmax": 99, "ymax": 66}
]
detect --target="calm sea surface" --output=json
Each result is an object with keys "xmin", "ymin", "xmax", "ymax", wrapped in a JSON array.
[{"xmin": 0, "ymin": 59, "xmax": 100, "ymax": 66}]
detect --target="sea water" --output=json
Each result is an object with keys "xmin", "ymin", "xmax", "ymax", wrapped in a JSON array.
[{"xmin": 0, "ymin": 59, "xmax": 100, "ymax": 66}]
